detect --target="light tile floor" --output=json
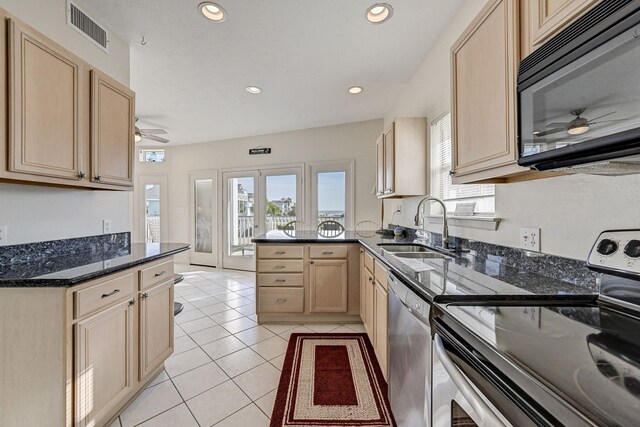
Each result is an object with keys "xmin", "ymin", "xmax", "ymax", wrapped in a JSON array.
[{"xmin": 108, "ymin": 265, "xmax": 366, "ymax": 427}]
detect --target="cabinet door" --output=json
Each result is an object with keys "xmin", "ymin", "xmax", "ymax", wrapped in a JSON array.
[
  {"xmin": 7, "ymin": 19, "xmax": 83, "ymax": 181},
  {"xmin": 383, "ymin": 126, "xmax": 395, "ymax": 195},
  {"xmin": 527, "ymin": 0, "xmax": 600, "ymax": 50},
  {"xmin": 364, "ymin": 270, "xmax": 375, "ymax": 343},
  {"xmin": 91, "ymin": 70, "xmax": 135, "ymax": 187},
  {"xmin": 309, "ymin": 259, "xmax": 348, "ymax": 313},
  {"xmin": 139, "ymin": 280, "xmax": 174, "ymax": 380},
  {"xmin": 359, "ymin": 249, "xmax": 366, "ymax": 321},
  {"xmin": 451, "ymin": 0, "xmax": 520, "ymax": 179},
  {"xmin": 374, "ymin": 282, "xmax": 388, "ymax": 378},
  {"xmin": 75, "ymin": 298, "xmax": 135, "ymax": 427},
  {"xmin": 376, "ymin": 134, "xmax": 385, "ymax": 196}
]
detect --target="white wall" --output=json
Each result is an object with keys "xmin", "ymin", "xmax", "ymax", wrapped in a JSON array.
[
  {"xmin": 0, "ymin": 0, "xmax": 132, "ymax": 245},
  {"xmin": 136, "ymin": 119, "xmax": 383, "ymax": 263},
  {"xmin": 383, "ymin": 0, "xmax": 640, "ymax": 261}
]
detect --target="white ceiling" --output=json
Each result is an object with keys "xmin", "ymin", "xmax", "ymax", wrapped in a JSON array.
[{"xmin": 83, "ymin": 0, "xmax": 464, "ymax": 145}]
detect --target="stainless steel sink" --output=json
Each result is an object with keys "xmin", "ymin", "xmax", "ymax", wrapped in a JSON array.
[
  {"xmin": 393, "ymin": 252, "xmax": 446, "ymax": 259},
  {"xmin": 378, "ymin": 244, "xmax": 431, "ymax": 253}
]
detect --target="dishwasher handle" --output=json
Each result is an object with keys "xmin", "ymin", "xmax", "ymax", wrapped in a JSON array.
[{"xmin": 434, "ymin": 334, "xmax": 506, "ymax": 427}]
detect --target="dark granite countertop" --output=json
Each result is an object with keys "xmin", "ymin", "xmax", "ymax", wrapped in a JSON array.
[
  {"xmin": 0, "ymin": 243, "xmax": 190, "ymax": 287},
  {"xmin": 253, "ymin": 230, "xmax": 599, "ymax": 304}
]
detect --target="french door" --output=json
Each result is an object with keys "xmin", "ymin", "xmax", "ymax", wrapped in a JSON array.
[
  {"xmin": 222, "ymin": 167, "xmax": 302, "ymax": 271},
  {"xmin": 189, "ymin": 171, "xmax": 218, "ymax": 267}
]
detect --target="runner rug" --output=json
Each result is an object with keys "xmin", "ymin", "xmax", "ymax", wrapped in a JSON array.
[{"xmin": 270, "ymin": 333, "xmax": 396, "ymax": 427}]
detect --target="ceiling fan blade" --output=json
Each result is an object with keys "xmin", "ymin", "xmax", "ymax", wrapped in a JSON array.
[
  {"xmin": 533, "ymin": 127, "xmax": 566, "ymax": 137},
  {"xmin": 139, "ymin": 128, "xmax": 167, "ymax": 135},
  {"xmin": 545, "ymin": 122, "xmax": 570, "ymax": 128},
  {"xmin": 587, "ymin": 111, "xmax": 616, "ymax": 122},
  {"xmin": 589, "ymin": 118, "xmax": 629, "ymax": 125},
  {"xmin": 143, "ymin": 134, "xmax": 170, "ymax": 144}
]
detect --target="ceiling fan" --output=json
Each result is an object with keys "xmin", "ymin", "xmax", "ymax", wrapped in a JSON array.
[
  {"xmin": 135, "ymin": 118, "xmax": 169, "ymax": 144},
  {"xmin": 533, "ymin": 108, "xmax": 628, "ymax": 138}
]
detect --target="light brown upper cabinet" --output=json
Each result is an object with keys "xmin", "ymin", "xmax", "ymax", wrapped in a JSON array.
[
  {"xmin": 0, "ymin": 9, "xmax": 135, "ymax": 190},
  {"xmin": 376, "ymin": 117, "xmax": 427, "ymax": 198},
  {"xmin": 521, "ymin": 0, "xmax": 601, "ymax": 58},
  {"xmin": 451, "ymin": 0, "xmax": 527, "ymax": 184},
  {"xmin": 7, "ymin": 18, "xmax": 83, "ymax": 181},
  {"xmin": 91, "ymin": 70, "xmax": 135, "ymax": 187}
]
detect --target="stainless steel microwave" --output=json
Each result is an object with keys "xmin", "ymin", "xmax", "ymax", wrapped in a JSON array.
[{"xmin": 517, "ymin": 0, "xmax": 640, "ymax": 175}]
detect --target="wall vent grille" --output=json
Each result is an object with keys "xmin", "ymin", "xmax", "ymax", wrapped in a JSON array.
[{"xmin": 67, "ymin": 1, "xmax": 109, "ymax": 52}]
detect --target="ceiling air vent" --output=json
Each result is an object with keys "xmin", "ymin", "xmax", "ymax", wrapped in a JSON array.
[{"xmin": 67, "ymin": 0, "xmax": 109, "ymax": 52}]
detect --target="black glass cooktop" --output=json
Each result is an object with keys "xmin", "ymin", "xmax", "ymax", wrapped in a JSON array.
[{"xmin": 438, "ymin": 302, "xmax": 640, "ymax": 426}]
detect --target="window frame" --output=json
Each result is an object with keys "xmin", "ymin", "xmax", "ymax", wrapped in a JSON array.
[{"xmin": 307, "ymin": 160, "xmax": 355, "ymax": 230}]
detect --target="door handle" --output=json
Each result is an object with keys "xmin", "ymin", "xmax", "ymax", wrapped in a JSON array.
[{"xmin": 433, "ymin": 334, "xmax": 505, "ymax": 426}]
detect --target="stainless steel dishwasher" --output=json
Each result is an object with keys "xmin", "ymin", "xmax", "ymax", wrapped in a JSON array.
[{"xmin": 388, "ymin": 272, "xmax": 432, "ymax": 427}]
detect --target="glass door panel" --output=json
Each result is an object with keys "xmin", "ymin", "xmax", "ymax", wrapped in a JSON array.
[
  {"xmin": 264, "ymin": 174, "xmax": 299, "ymax": 232},
  {"xmin": 190, "ymin": 171, "xmax": 218, "ymax": 266},
  {"xmin": 144, "ymin": 184, "xmax": 161, "ymax": 243},
  {"xmin": 317, "ymin": 171, "xmax": 346, "ymax": 227},
  {"xmin": 223, "ymin": 172, "xmax": 259, "ymax": 271}
]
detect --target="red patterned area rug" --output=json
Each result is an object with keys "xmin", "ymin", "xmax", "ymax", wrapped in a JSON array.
[{"xmin": 270, "ymin": 333, "xmax": 396, "ymax": 427}]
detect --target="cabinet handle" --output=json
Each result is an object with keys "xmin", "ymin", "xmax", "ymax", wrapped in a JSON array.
[
  {"xmin": 154, "ymin": 270, "xmax": 167, "ymax": 277},
  {"xmin": 322, "ymin": 251, "xmax": 334, "ymax": 255},
  {"xmin": 101, "ymin": 289, "xmax": 120, "ymax": 298},
  {"xmin": 77, "ymin": 172, "xmax": 86, "ymax": 179},
  {"xmin": 141, "ymin": 292, "xmax": 149, "ymax": 300},
  {"xmin": 275, "ymin": 251, "xmax": 286, "ymax": 255},
  {"xmin": 275, "ymin": 279, "xmax": 286, "ymax": 283},
  {"xmin": 274, "ymin": 265, "xmax": 286, "ymax": 270},
  {"xmin": 94, "ymin": 175, "xmax": 102, "ymax": 182},
  {"xmin": 275, "ymin": 298, "xmax": 287, "ymax": 304},
  {"xmin": 449, "ymin": 170, "xmax": 455, "ymax": 177},
  {"xmin": 128, "ymin": 298, "xmax": 136, "ymax": 306}
]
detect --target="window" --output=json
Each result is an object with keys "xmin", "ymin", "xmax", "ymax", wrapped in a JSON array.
[
  {"xmin": 309, "ymin": 161, "xmax": 354, "ymax": 229},
  {"xmin": 138, "ymin": 149, "xmax": 166, "ymax": 163},
  {"xmin": 430, "ymin": 112, "xmax": 495, "ymax": 215}
]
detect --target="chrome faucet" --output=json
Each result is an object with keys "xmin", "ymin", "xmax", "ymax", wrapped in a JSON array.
[{"xmin": 414, "ymin": 196, "xmax": 450, "ymax": 250}]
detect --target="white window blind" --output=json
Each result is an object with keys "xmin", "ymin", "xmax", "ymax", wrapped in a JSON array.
[{"xmin": 430, "ymin": 112, "xmax": 495, "ymax": 214}]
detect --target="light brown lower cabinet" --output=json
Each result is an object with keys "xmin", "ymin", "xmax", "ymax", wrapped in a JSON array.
[
  {"xmin": 75, "ymin": 297, "xmax": 136, "ymax": 427},
  {"xmin": 374, "ymin": 281, "xmax": 389, "ymax": 376},
  {"xmin": 139, "ymin": 280, "xmax": 174, "ymax": 380},
  {"xmin": 309, "ymin": 259, "xmax": 348, "ymax": 313},
  {"xmin": 0, "ymin": 257, "xmax": 175, "ymax": 427},
  {"xmin": 364, "ymin": 269, "xmax": 375, "ymax": 339}
]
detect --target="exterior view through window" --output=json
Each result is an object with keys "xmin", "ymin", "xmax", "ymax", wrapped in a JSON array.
[
  {"xmin": 317, "ymin": 171, "xmax": 346, "ymax": 227},
  {"xmin": 265, "ymin": 174, "xmax": 297, "ymax": 231},
  {"xmin": 229, "ymin": 176, "xmax": 255, "ymax": 257},
  {"xmin": 144, "ymin": 184, "xmax": 161, "ymax": 243}
]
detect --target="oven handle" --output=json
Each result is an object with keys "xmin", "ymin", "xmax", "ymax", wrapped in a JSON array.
[{"xmin": 434, "ymin": 334, "xmax": 506, "ymax": 427}]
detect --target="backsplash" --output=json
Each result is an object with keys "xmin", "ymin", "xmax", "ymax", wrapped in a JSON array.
[
  {"xmin": 0, "ymin": 232, "xmax": 131, "ymax": 267},
  {"xmin": 390, "ymin": 224, "xmax": 600, "ymax": 290}
]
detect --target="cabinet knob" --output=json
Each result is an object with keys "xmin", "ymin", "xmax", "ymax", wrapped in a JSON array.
[
  {"xmin": 77, "ymin": 172, "xmax": 86, "ymax": 179},
  {"xmin": 94, "ymin": 175, "xmax": 102, "ymax": 182},
  {"xmin": 128, "ymin": 298, "xmax": 136, "ymax": 306},
  {"xmin": 368, "ymin": 277, "xmax": 373, "ymax": 282},
  {"xmin": 141, "ymin": 292, "xmax": 149, "ymax": 300},
  {"xmin": 449, "ymin": 171, "xmax": 455, "ymax": 176},
  {"xmin": 310, "ymin": 261, "xmax": 314, "ymax": 264}
]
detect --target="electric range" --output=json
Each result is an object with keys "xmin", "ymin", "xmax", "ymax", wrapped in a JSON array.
[{"xmin": 432, "ymin": 230, "xmax": 640, "ymax": 426}]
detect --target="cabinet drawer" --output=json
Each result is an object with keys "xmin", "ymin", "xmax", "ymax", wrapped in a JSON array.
[
  {"xmin": 374, "ymin": 260, "xmax": 389, "ymax": 290},
  {"xmin": 309, "ymin": 245, "xmax": 348, "ymax": 259},
  {"xmin": 258, "ymin": 273, "xmax": 304, "ymax": 287},
  {"xmin": 139, "ymin": 259, "xmax": 174, "ymax": 290},
  {"xmin": 74, "ymin": 273, "xmax": 134, "ymax": 319},
  {"xmin": 258, "ymin": 288, "xmax": 304, "ymax": 313},
  {"xmin": 364, "ymin": 250, "xmax": 375, "ymax": 273},
  {"xmin": 257, "ymin": 260, "xmax": 304, "ymax": 273},
  {"xmin": 258, "ymin": 245, "xmax": 304, "ymax": 259}
]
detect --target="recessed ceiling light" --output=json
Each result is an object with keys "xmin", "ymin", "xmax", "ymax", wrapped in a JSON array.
[
  {"xmin": 366, "ymin": 3, "xmax": 393, "ymax": 24},
  {"xmin": 199, "ymin": 2, "xmax": 226, "ymax": 22},
  {"xmin": 348, "ymin": 86, "xmax": 363, "ymax": 94},
  {"xmin": 246, "ymin": 86, "xmax": 262, "ymax": 94}
]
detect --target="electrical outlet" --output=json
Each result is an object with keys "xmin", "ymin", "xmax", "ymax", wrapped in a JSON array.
[
  {"xmin": 520, "ymin": 306, "xmax": 541, "ymax": 328},
  {"xmin": 0, "ymin": 225, "xmax": 7, "ymax": 246},
  {"xmin": 520, "ymin": 227, "xmax": 541, "ymax": 251},
  {"xmin": 395, "ymin": 203, "xmax": 402, "ymax": 214},
  {"xmin": 103, "ymin": 219, "xmax": 112, "ymax": 234}
]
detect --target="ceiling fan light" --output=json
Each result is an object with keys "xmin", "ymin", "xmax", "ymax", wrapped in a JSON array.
[
  {"xmin": 568, "ymin": 125, "xmax": 589, "ymax": 135},
  {"xmin": 366, "ymin": 3, "xmax": 393, "ymax": 24},
  {"xmin": 199, "ymin": 2, "xmax": 226, "ymax": 21}
]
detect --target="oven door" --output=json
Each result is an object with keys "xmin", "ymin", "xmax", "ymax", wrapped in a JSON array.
[{"xmin": 432, "ymin": 333, "xmax": 535, "ymax": 427}]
